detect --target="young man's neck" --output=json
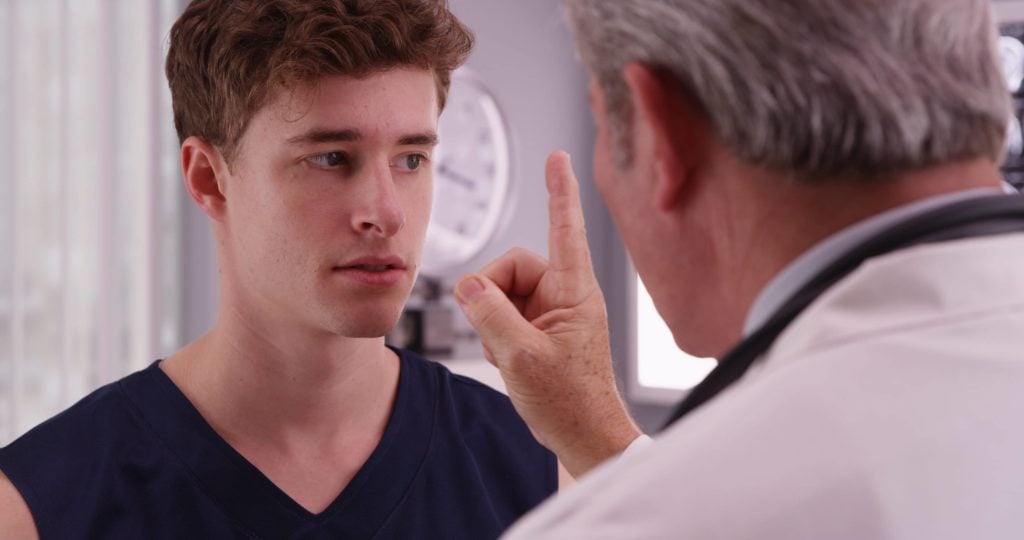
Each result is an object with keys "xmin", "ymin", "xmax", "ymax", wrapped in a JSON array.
[
  {"xmin": 162, "ymin": 300, "xmax": 401, "ymax": 448},
  {"xmin": 164, "ymin": 314, "xmax": 399, "ymax": 442},
  {"xmin": 161, "ymin": 310, "xmax": 401, "ymax": 513}
]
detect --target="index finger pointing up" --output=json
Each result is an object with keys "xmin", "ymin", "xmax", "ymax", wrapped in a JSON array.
[{"xmin": 546, "ymin": 150, "xmax": 594, "ymax": 278}]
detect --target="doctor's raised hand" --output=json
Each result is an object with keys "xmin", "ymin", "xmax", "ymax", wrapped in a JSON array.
[{"xmin": 454, "ymin": 151, "xmax": 642, "ymax": 478}]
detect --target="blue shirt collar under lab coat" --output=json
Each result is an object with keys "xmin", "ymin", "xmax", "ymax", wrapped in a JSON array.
[{"xmin": 742, "ymin": 184, "xmax": 1016, "ymax": 336}]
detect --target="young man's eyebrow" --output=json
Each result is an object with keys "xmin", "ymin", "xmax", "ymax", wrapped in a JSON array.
[
  {"xmin": 286, "ymin": 129, "xmax": 437, "ymax": 147},
  {"xmin": 287, "ymin": 128, "xmax": 361, "ymax": 145},
  {"xmin": 398, "ymin": 132, "xmax": 438, "ymax": 146}
]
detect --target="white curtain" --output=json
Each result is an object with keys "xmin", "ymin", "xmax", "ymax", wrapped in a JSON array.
[{"xmin": 0, "ymin": 0, "xmax": 184, "ymax": 445}]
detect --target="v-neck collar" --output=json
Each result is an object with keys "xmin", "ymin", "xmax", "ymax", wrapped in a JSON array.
[{"xmin": 119, "ymin": 349, "xmax": 436, "ymax": 538}]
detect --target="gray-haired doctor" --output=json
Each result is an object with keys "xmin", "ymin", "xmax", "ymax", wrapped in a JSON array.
[{"xmin": 455, "ymin": 0, "xmax": 1024, "ymax": 538}]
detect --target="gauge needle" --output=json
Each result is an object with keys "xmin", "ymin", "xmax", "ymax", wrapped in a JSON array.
[{"xmin": 437, "ymin": 162, "xmax": 477, "ymax": 190}]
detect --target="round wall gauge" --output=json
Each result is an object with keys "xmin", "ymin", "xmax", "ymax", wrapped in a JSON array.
[
  {"xmin": 999, "ymin": 35, "xmax": 1024, "ymax": 94},
  {"xmin": 421, "ymin": 68, "xmax": 512, "ymax": 276}
]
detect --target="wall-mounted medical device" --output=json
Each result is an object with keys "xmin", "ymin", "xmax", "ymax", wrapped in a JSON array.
[
  {"xmin": 997, "ymin": 1, "xmax": 1024, "ymax": 189},
  {"xmin": 387, "ymin": 68, "xmax": 513, "ymax": 358},
  {"xmin": 422, "ymin": 68, "xmax": 513, "ymax": 277}
]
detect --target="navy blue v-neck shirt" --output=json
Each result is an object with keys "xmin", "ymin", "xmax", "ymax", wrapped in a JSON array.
[{"xmin": 0, "ymin": 348, "xmax": 556, "ymax": 539}]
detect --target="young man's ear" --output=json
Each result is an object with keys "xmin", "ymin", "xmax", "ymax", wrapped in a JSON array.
[
  {"xmin": 622, "ymin": 63, "xmax": 710, "ymax": 212},
  {"xmin": 181, "ymin": 136, "xmax": 229, "ymax": 221}
]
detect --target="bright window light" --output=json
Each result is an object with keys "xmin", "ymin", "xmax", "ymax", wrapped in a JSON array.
[
  {"xmin": 636, "ymin": 276, "xmax": 716, "ymax": 391},
  {"xmin": 0, "ymin": 0, "xmax": 183, "ymax": 445}
]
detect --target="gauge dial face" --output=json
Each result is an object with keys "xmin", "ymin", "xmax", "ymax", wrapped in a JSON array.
[
  {"xmin": 1007, "ymin": 113, "xmax": 1023, "ymax": 160},
  {"xmin": 422, "ymin": 69, "xmax": 512, "ymax": 276},
  {"xmin": 999, "ymin": 35, "xmax": 1024, "ymax": 94}
]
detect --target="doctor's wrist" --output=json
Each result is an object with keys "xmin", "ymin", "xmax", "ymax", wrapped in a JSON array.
[{"xmin": 556, "ymin": 409, "xmax": 644, "ymax": 479}]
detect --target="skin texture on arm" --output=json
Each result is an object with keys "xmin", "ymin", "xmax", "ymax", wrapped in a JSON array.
[
  {"xmin": 0, "ymin": 471, "xmax": 38, "ymax": 540},
  {"xmin": 455, "ymin": 151, "xmax": 642, "ymax": 479}
]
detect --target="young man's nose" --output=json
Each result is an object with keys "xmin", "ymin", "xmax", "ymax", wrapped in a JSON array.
[{"xmin": 351, "ymin": 162, "xmax": 405, "ymax": 237}]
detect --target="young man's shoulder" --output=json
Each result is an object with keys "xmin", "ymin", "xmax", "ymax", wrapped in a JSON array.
[
  {"xmin": 0, "ymin": 367, "xmax": 151, "ymax": 462},
  {"xmin": 400, "ymin": 348, "xmax": 555, "ymax": 469},
  {"xmin": 390, "ymin": 348, "xmax": 559, "ymax": 528},
  {"xmin": 398, "ymin": 348, "xmax": 531, "ymax": 432},
  {"xmin": 0, "ymin": 365, "xmax": 168, "ymax": 538}
]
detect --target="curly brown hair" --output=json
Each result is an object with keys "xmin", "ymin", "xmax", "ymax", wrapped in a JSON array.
[{"xmin": 165, "ymin": 0, "xmax": 474, "ymax": 161}]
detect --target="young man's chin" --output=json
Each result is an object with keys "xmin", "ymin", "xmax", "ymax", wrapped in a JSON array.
[{"xmin": 324, "ymin": 310, "xmax": 404, "ymax": 339}]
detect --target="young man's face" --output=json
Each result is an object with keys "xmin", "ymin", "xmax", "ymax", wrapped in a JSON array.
[{"xmin": 219, "ymin": 68, "xmax": 438, "ymax": 338}]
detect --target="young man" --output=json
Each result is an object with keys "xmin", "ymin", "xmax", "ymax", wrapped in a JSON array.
[{"xmin": 0, "ymin": 1, "xmax": 555, "ymax": 538}]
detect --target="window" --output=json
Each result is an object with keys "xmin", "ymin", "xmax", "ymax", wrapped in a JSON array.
[
  {"xmin": 629, "ymin": 271, "xmax": 716, "ymax": 404},
  {"xmin": 0, "ymin": 0, "xmax": 183, "ymax": 445}
]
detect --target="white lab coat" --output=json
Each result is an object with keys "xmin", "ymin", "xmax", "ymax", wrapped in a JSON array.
[{"xmin": 505, "ymin": 233, "xmax": 1024, "ymax": 539}]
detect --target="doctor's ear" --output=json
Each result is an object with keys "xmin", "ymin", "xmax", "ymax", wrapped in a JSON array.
[
  {"xmin": 181, "ymin": 136, "xmax": 229, "ymax": 222},
  {"xmin": 622, "ymin": 63, "xmax": 711, "ymax": 212}
]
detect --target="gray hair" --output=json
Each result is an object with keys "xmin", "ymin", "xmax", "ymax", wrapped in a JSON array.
[{"xmin": 565, "ymin": 0, "xmax": 1011, "ymax": 180}]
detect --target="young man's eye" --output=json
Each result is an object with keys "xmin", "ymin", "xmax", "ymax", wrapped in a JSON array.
[
  {"xmin": 393, "ymin": 153, "xmax": 427, "ymax": 172},
  {"xmin": 307, "ymin": 151, "xmax": 348, "ymax": 169}
]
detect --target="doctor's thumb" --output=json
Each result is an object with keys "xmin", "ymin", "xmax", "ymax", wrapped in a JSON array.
[{"xmin": 454, "ymin": 274, "xmax": 537, "ymax": 363}]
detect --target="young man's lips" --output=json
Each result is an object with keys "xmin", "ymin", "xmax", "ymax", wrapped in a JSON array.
[{"xmin": 332, "ymin": 258, "xmax": 408, "ymax": 287}]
